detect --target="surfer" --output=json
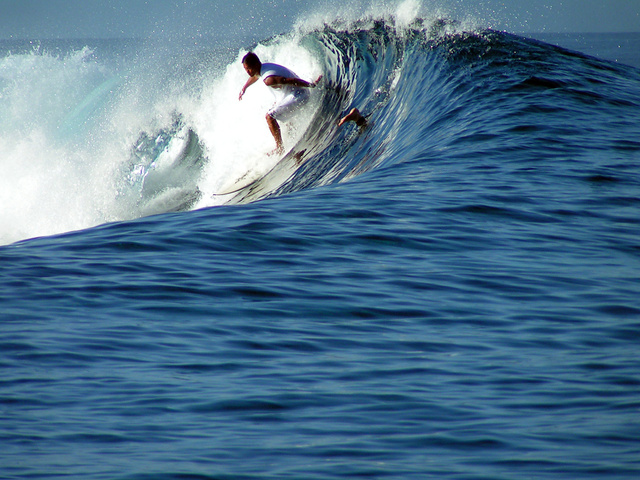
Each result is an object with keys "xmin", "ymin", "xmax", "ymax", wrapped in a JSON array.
[{"xmin": 239, "ymin": 52, "xmax": 322, "ymax": 155}]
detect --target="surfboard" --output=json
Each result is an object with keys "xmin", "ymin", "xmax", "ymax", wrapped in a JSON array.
[
  {"xmin": 219, "ymin": 147, "xmax": 309, "ymax": 205},
  {"xmin": 213, "ymin": 145, "xmax": 306, "ymax": 199}
]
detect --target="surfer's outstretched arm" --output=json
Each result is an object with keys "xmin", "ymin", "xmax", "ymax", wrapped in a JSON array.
[
  {"xmin": 263, "ymin": 75, "xmax": 323, "ymax": 89},
  {"xmin": 239, "ymin": 75, "xmax": 259, "ymax": 100}
]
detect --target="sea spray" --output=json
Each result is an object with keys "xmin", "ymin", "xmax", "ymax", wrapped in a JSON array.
[{"xmin": 0, "ymin": 47, "xmax": 122, "ymax": 244}]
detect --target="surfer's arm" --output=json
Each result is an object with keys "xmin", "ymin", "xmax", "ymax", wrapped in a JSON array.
[
  {"xmin": 264, "ymin": 75, "xmax": 323, "ymax": 88},
  {"xmin": 239, "ymin": 75, "xmax": 260, "ymax": 100}
]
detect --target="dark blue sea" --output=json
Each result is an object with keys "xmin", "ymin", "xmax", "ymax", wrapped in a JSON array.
[{"xmin": 2, "ymin": 9, "xmax": 640, "ymax": 480}]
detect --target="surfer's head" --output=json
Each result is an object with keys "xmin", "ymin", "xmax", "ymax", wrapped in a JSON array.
[{"xmin": 242, "ymin": 52, "xmax": 261, "ymax": 77}]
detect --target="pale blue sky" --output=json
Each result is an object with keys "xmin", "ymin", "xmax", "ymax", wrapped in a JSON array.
[{"xmin": 0, "ymin": 0, "xmax": 638, "ymax": 39}]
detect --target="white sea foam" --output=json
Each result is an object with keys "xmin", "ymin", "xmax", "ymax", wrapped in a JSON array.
[
  {"xmin": 0, "ymin": 47, "xmax": 123, "ymax": 244},
  {"xmin": 0, "ymin": 35, "xmax": 322, "ymax": 244}
]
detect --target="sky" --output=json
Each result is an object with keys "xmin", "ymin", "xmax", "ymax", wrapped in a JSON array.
[{"xmin": 0, "ymin": 0, "xmax": 638, "ymax": 39}]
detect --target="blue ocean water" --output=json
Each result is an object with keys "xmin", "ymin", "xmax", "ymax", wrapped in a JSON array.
[{"xmin": 2, "ymin": 6, "xmax": 640, "ymax": 480}]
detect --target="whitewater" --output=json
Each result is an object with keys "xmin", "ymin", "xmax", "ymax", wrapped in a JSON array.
[{"xmin": 2, "ymin": 1, "xmax": 640, "ymax": 479}]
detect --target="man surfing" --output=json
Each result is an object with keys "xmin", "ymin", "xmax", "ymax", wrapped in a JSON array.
[{"xmin": 239, "ymin": 52, "xmax": 322, "ymax": 155}]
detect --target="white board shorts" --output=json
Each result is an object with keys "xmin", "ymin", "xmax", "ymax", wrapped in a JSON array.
[{"xmin": 267, "ymin": 88, "xmax": 310, "ymax": 122}]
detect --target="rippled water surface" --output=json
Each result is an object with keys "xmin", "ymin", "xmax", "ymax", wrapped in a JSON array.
[{"xmin": 2, "ymin": 17, "xmax": 640, "ymax": 480}]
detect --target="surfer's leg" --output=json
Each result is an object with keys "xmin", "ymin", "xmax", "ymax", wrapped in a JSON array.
[
  {"xmin": 338, "ymin": 108, "xmax": 367, "ymax": 127},
  {"xmin": 266, "ymin": 113, "xmax": 284, "ymax": 154},
  {"xmin": 268, "ymin": 90, "xmax": 309, "ymax": 123}
]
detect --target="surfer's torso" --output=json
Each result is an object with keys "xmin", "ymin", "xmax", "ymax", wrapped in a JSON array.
[{"xmin": 260, "ymin": 63, "xmax": 304, "ymax": 101}]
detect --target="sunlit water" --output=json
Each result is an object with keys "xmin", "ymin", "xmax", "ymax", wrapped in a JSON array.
[{"xmin": 2, "ymin": 5, "xmax": 640, "ymax": 480}]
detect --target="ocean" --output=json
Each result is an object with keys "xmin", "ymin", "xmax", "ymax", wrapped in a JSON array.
[{"xmin": 2, "ymin": 4, "xmax": 640, "ymax": 480}]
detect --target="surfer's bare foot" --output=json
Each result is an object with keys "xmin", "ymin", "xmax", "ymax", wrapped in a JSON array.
[
  {"xmin": 338, "ymin": 108, "xmax": 367, "ymax": 127},
  {"xmin": 268, "ymin": 145, "xmax": 284, "ymax": 156}
]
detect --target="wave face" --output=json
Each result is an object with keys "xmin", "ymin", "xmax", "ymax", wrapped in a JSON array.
[
  {"xmin": 1, "ymin": 14, "xmax": 640, "ymax": 244},
  {"xmin": 252, "ymin": 19, "xmax": 640, "ymax": 200}
]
